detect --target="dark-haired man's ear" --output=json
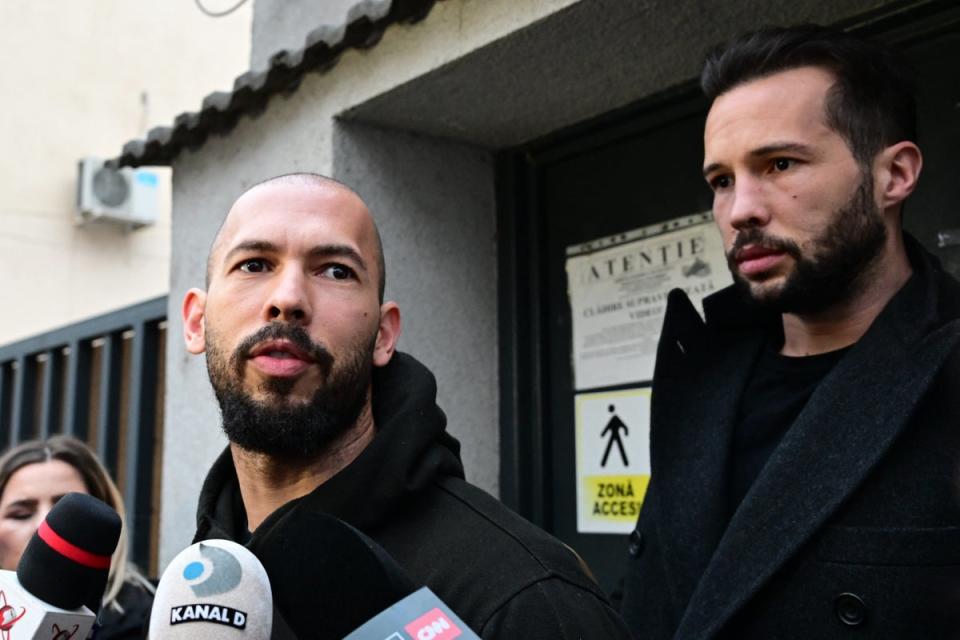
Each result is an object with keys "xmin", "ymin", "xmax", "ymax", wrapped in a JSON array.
[
  {"xmin": 182, "ymin": 288, "xmax": 208, "ymax": 355},
  {"xmin": 876, "ymin": 141, "xmax": 923, "ymax": 214},
  {"xmin": 373, "ymin": 302, "xmax": 401, "ymax": 367}
]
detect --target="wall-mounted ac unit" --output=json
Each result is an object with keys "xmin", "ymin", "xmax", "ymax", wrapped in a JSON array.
[{"xmin": 76, "ymin": 157, "xmax": 160, "ymax": 228}]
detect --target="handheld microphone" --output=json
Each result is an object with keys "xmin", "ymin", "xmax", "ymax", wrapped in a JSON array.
[
  {"xmin": 0, "ymin": 492, "xmax": 122, "ymax": 639},
  {"xmin": 254, "ymin": 511, "xmax": 479, "ymax": 640},
  {"xmin": 148, "ymin": 539, "xmax": 272, "ymax": 639},
  {"xmin": 344, "ymin": 587, "xmax": 480, "ymax": 640}
]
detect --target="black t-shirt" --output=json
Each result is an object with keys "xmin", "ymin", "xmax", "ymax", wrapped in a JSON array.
[{"xmin": 729, "ymin": 334, "xmax": 848, "ymax": 515}]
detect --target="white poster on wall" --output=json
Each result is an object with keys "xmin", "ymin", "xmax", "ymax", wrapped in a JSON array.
[{"xmin": 565, "ymin": 212, "xmax": 732, "ymax": 390}]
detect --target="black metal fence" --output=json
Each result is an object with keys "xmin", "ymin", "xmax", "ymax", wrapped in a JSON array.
[{"xmin": 0, "ymin": 296, "xmax": 167, "ymax": 575}]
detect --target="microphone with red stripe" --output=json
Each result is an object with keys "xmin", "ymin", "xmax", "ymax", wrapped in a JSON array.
[{"xmin": 0, "ymin": 492, "xmax": 121, "ymax": 639}]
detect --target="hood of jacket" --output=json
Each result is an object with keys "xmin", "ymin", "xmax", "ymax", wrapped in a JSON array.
[{"xmin": 194, "ymin": 351, "xmax": 466, "ymax": 542}]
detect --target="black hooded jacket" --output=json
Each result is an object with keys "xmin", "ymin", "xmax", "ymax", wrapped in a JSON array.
[{"xmin": 195, "ymin": 352, "xmax": 630, "ymax": 638}]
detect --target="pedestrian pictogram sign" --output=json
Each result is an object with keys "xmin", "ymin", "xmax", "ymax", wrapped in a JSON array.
[{"xmin": 575, "ymin": 389, "xmax": 651, "ymax": 533}]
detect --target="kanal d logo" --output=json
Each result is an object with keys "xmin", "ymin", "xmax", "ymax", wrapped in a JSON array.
[{"xmin": 181, "ymin": 543, "xmax": 242, "ymax": 597}]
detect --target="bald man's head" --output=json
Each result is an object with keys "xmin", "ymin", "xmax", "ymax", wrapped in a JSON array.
[
  {"xmin": 185, "ymin": 173, "xmax": 403, "ymax": 459},
  {"xmin": 206, "ymin": 173, "xmax": 386, "ymax": 302}
]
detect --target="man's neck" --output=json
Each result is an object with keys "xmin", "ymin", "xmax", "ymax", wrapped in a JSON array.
[
  {"xmin": 779, "ymin": 241, "xmax": 912, "ymax": 357},
  {"xmin": 231, "ymin": 403, "xmax": 376, "ymax": 532}
]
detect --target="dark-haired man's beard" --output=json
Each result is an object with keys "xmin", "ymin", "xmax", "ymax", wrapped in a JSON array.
[
  {"xmin": 726, "ymin": 173, "xmax": 887, "ymax": 315},
  {"xmin": 204, "ymin": 323, "xmax": 375, "ymax": 459}
]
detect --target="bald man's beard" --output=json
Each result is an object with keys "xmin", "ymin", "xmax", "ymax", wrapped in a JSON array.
[{"xmin": 204, "ymin": 324, "xmax": 374, "ymax": 459}]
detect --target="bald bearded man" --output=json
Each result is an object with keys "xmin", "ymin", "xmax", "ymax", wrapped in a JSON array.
[{"xmin": 182, "ymin": 174, "xmax": 630, "ymax": 638}]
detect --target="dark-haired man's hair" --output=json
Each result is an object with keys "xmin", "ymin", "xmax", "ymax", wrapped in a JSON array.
[{"xmin": 701, "ymin": 24, "xmax": 917, "ymax": 167}]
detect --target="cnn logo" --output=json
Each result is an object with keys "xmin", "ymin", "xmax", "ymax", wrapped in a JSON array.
[{"xmin": 404, "ymin": 608, "xmax": 461, "ymax": 640}]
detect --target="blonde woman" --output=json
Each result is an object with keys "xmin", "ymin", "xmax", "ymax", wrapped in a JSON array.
[{"xmin": 0, "ymin": 435, "xmax": 154, "ymax": 639}]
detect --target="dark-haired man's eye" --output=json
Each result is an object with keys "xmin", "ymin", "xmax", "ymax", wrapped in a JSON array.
[
  {"xmin": 710, "ymin": 175, "xmax": 731, "ymax": 190},
  {"xmin": 773, "ymin": 158, "xmax": 792, "ymax": 171}
]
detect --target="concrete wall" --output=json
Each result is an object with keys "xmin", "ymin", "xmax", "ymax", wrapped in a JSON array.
[
  {"xmin": 0, "ymin": 1, "xmax": 251, "ymax": 345},
  {"xmin": 333, "ymin": 122, "xmax": 498, "ymax": 491},
  {"xmin": 160, "ymin": 0, "xmax": 898, "ymax": 566},
  {"xmin": 347, "ymin": 0, "xmax": 890, "ymax": 146}
]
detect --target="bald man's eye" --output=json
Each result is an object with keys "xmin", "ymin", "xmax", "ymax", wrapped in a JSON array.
[
  {"xmin": 321, "ymin": 264, "xmax": 355, "ymax": 280},
  {"xmin": 238, "ymin": 259, "xmax": 269, "ymax": 273}
]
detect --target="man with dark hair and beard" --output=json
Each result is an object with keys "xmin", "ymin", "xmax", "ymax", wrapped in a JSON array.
[
  {"xmin": 620, "ymin": 25, "xmax": 960, "ymax": 639},
  {"xmin": 181, "ymin": 174, "xmax": 631, "ymax": 638}
]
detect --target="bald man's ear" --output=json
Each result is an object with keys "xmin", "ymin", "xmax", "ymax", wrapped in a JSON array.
[
  {"xmin": 182, "ymin": 288, "xmax": 208, "ymax": 354},
  {"xmin": 373, "ymin": 302, "xmax": 401, "ymax": 367}
]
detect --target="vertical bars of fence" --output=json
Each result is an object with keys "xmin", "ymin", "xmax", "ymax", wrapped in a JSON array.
[{"xmin": 0, "ymin": 296, "xmax": 166, "ymax": 575}]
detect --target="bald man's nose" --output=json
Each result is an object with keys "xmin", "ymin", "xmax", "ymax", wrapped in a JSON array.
[{"xmin": 263, "ymin": 268, "xmax": 312, "ymax": 325}]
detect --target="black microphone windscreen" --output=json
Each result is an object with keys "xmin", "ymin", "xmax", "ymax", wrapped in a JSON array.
[
  {"xmin": 254, "ymin": 512, "xmax": 416, "ymax": 639},
  {"xmin": 16, "ymin": 492, "xmax": 121, "ymax": 612}
]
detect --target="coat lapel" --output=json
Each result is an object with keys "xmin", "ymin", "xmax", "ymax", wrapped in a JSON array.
[
  {"xmin": 674, "ymin": 260, "xmax": 960, "ymax": 639},
  {"xmin": 650, "ymin": 290, "xmax": 766, "ymax": 617}
]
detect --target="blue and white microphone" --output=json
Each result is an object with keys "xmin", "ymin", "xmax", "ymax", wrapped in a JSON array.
[{"xmin": 148, "ymin": 539, "xmax": 272, "ymax": 639}]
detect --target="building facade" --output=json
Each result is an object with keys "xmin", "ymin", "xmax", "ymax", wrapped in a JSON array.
[
  {"xmin": 0, "ymin": 0, "xmax": 250, "ymax": 345},
  {"xmin": 117, "ymin": 0, "xmax": 960, "ymax": 586}
]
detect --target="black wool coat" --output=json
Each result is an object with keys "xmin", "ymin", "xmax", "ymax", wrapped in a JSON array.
[
  {"xmin": 620, "ymin": 236, "xmax": 960, "ymax": 639},
  {"xmin": 195, "ymin": 352, "xmax": 631, "ymax": 639}
]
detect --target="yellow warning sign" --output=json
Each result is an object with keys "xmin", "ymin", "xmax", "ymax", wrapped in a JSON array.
[
  {"xmin": 584, "ymin": 475, "xmax": 650, "ymax": 522},
  {"xmin": 576, "ymin": 389, "xmax": 651, "ymax": 533}
]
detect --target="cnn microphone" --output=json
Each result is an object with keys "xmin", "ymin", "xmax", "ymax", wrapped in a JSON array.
[
  {"xmin": 148, "ymin": 539, "xmax": 272, "ymax": 639},
  {"xmin": 0, "ymin": 492, "xmax": 121, "ymax": 639},
  {"xmin": 344, "ymin": 587, "xmax": 480, "ymax": 640},
  {"xmin": 254, "ymin": 511, "xmax": 478, "ymax": 640}
]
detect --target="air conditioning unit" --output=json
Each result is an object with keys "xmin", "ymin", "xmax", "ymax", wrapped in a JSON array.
[{"xmin": 76, "ymin": 157, "xmax": 160, "ymax": 228}]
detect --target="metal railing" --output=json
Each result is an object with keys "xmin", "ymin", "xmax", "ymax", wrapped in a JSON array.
[{"xmin": 0, "ymin": 296, "xmax": 167, "ymax": 575}]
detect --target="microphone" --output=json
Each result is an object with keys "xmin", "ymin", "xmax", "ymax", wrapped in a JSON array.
[
  {"xmin": 344, "ymin": 587, "xmax": 480, "ymax": 640},
  {"xmin": 0, "ymin": 492, "xmax": 122, "ymax": 639},
  {"xmin": 148, "ymin": 539, "xmax": 272, "ymax": 639},
  {"xmin": 254, "ymin": 511, "xmax": 478, "ymax": 640}
]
